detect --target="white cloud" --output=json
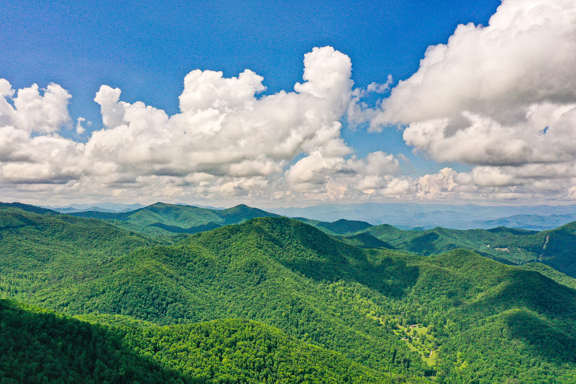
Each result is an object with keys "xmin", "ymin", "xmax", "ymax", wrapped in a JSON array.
[
  {"xmin": 0, "ymin": 81, "xmax": 83, "ymax": 185},
  {"xmin": 0, "ymin": 80, "xmax": 72, "ymax": 133},
  {"xmin": 0, "ymin": 47, "xmax": 410, "ymax": 204},
  {"xmin": 179, "ymin": 69, "xmax": 266, "ymax": 113},
  {"xmin": 75, "ymin": 117, "xmax": 89, "ymax": 134},
  {"xmin": 402, "ymin": 106, "xmax": 576, "ymax": 166},
  {"xmin": 375, "ymin": 0, "xmax": 576, "ymax": 128},
  {"xmin": 366, "ymin": 0, "xmax": 576, "ymax": 200},
  {"xmin": 285, "ymin": 150, "xmax": 409, "ymax": 199},
  {"xmin": 4, "ymin": 3, "xmax": 576, "ymax": 206},
  {"xmin": 86, "ymin": 46, "xmax": 355, "ymax": 183},
  {"xmin": 416, "ymin": 168, "xmax": 460, "ymax": 199}
]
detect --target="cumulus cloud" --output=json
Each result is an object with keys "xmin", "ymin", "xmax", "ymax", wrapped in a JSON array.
[
  {"xmin": 75, "ymin": 117, "xmax": 89, "ymax": 134},
  {"xmin": 5, "ymin": 1, "xmax": 576, "ymax": 206},
  {"xmin": 375, "ymin": 0, "xmax": 576, "ymax": 128},
  {"xmin": 365, "ymin": 0, "xmax": 576, "ymax": 200},
  {"xmin": 285, "ymin": 150, "xmax": 407, "ymax": 195},
  {"xmin": 0, "ymin": 47, "xmax": 412, "ymax": 204},
  {"xmin": 86, "ymin": 47, "xmax": 355, "ymax": 182},
  {"xmin": 0, "ymin": 80, "xmax": 72, "ymax": 133}
]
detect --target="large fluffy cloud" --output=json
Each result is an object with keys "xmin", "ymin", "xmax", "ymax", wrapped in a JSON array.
[
  {"xmin": 369, "ymin": 0, "xmax": 576, "ymax": 199},
  {"xmin": 375, "ymin": 0, "xmax": 576, "ymax": 128},
  {"xmin": 0, "ymin": 80, "xmax": 72, "ymax": 134},
  {"xmin": 85, "ymin": 47, "xmax": 358, "ymax": 187},
  {"xmin": 0, "ymin": 47, "xmax": 410, "ymax": 204}
]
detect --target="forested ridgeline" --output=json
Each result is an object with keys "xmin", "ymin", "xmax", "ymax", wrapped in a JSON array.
[
  {"xmin": 11, "ymin": 198, "xmax": 576, "ymax": 278},
  {"xmin": 0, "ymin": 299, "xmax": 187, "ymax": 383},
  {"xmin": 365, "ymin": 222, "xmax": 576, "ymax": 277},
  {"xmin": 4, "ymin": 216, "xmax": 427, "ymax": 377},
  {"xmin": 63, "ymin": 200, "xmax": 576, "ymax": 279},
  {"xmin": 3, "ymin": 205, "xmax": 576, "ymax": 382},
  {"xmin": 67, "ymin": 202, "xmax": 279, "ymax": 237},
  {"xmin": 0, "ymin": 206, "xmax": 160, "ymax": 304}
]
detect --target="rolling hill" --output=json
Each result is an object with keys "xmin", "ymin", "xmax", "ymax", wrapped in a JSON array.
[
  {"xmin": 365, "ymin": 222, "xmax": 576, "ymax": 277},
  {"xmin": 4, "ymin": 203, "xmax": 576, "ymax": 381},
  {"xmin": 294, "ymin": 217, "xmax": 373, "ymax": 236},
  {"xmin": 17, "ymin": 217, "xmax": 425, "ymax": 377},
  {"xmin": 69, "ymin": 202, "xmax": 374, "ymax": 238},
  {"xmin": 69, "ymin": 202, "xmax": 279, "ymax": 236}
]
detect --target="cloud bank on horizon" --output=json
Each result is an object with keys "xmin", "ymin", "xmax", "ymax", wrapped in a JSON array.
[{"xmin": 1, "ymin": 0, "xmax": 575, "ymax": 205}]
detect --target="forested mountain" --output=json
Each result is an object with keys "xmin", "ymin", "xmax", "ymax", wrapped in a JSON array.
[
  {"xmin": 68, "ymin": 201, "xmax": 373, "ymax": 238},
  {"xmin": 520, "ymin": 262, "xmax": 576, "ymax": 290},
  {"xmin": 4, "ymin": 203, "xmax": 576, "ymax": 382},
  {"xmin": 69, "ymin": 202, "xmax": 278, "ymax": 236},
  {"xmin": 365, "ymin": 222, "xmax": 576, "ymax": 277},
  {"xmin": 0, "ymin": 205, "xmax": 158, "ymax": 303},
  {"xmin": 294, "ymin": 217, "xmax": 373, "ymax": 236},
  {"xmin": 4, "ymin": 216, "xmax": 427, "ymax": 377},
  {"xmin": 0, "ymin": 299, "xmax": 184, "ymax": 383},
  {"xmin": 62, "ymin": 199, "xmax": 576, "ymax": 280}
]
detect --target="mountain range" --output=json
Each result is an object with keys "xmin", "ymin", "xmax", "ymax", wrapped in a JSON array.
[
  {"xmin": 44, "ymin": 201, "xmax": 576, "ymax": 279},
  {"xmin": 2, "ymin": 201, "xmax": 576, "ymax": 382},
  {"xmin": 41, "ymin": 201, "xmax": 576, "ymax": 231},
  {"xmin": 268, "ymin": 202, "xmax": 576, "ymax": 231}
]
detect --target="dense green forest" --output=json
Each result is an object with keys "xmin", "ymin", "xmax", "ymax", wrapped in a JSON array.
[
  {"xmin": 64, "ymin": 201, "xmax": 576, "ymax": 279},
  {"xmin": 3, "ymin": 203, "xmax": 576, "ymax": 382},
  {"xmin": 68, "ymin": 202, "xmax": 278, "ymax": 237},
  {"xmin": 364, "ymin": 222, "xmax": 576, "ymax": 278},
  {"xmin": 293, "ymin": 217, "xmax": 373, "ymax": 236},
  {"xmin": 0, "ymin": 299, "xmax": 400, "ymax": 383}
]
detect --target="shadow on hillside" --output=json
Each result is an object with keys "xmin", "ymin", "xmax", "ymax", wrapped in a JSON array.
[
  {"xmin": 282, "ymin": 256, "xmax": 419, "ymax": 298},
  {"xmin": 151, "ymin": 221, "xmax": 221, "ymax": 234},
  {"xmin": 0, "ymin": 299, "xmax": 197, "ymax": 383},
  {"xmin": 506, "ymin": 309, "xmax": 576, "ymax": 363},
  {"xmin": 467, "ymin": 270, "xmax": 576, "ymax": 322},
  {"xmin": 406, "ymin": 232, "xmax": 440, "ymax": 255}
]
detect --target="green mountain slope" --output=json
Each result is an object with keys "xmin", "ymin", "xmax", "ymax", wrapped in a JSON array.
[
  {"xmin": 488, "ymin": 221, "xmax": 576, "ymax": 276},
  {"xmin": 25, "ymin": 217, "xmax": 425, "ymax": 376},
  {"xmin": 0, "ymin": 201, "xmax": 60, "ymax": 216},
  {"xmin": 4, "ymin": 205, "xmax": 576, "ymax": 382},
  {"xmin": 70, "ymin": 202, "xmax": 279, "ymax": 236},
  {"xmin": 417, "ymin": 250, "xmax": 576, "ymax": 383},
  {"xmin": 0, "ymin": 206, "xmax": 159, "ymax": 304},
  {"xmin": 0, "ymin": 207, "xmax": 155, "ymax": 266},
  {"xmin": 367, "ymin": 222, "xmax": 576, "ymax": 277},
  {"xmin": 0, "ymin": 299, "xmax": 396, "ymax": 383},
  {"xmin": 520, "ymin": 262, "xmax": 576, "ymax": 290},
  {"xmin": 0, "ymin": 299, "xmax": 186, "ymax": 383},
  {"xmin": 337, "ymin": 232, "xmax": 396, "ymax": 249},
  {"xmin": 295, "ymin": 217, "xmax": 373, "ymax": 236},
  {"xmin": 366, "ymin": 224, "xmax": 533, "ymax": 259}
]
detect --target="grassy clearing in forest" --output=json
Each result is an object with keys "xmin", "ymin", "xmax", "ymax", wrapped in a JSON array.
[{"xmin": 394, "ymin": 324, "xmax": 439, "ymax": 367}]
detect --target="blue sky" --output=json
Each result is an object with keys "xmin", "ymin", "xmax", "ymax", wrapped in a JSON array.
[
  {"xmin": 1, "ymin": 0, "xmax": 575, "ymax": 206},
  {"xmin": 3, "ymin": 0, "xmax": 499, "ymax": 123}
]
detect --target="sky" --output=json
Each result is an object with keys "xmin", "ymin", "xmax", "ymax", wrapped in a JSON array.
[{"xmin": 1, "ymin": 0, "xmax": 575, "ymax": 207}]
